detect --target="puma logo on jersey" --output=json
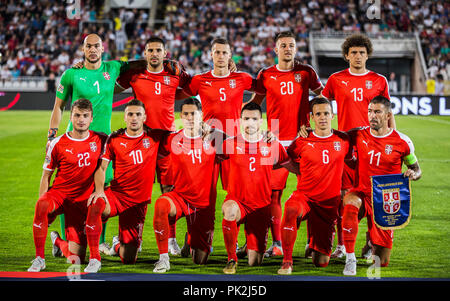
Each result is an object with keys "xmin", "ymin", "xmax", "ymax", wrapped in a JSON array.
[
  {"xmin": 223, "ymin": 226, "xmax": 231, "ymax": 231},
  {"xmin": 205, "ymin": 81, "xmax": 212, "ymax": 86},
  {"xmin": 86, "ymin": 224, "xmax": 95, "ymax": 230},
  {"xmin": 270, "ymin": 76, "xmax": 277, "ymax": 80},
  {"xmin": 120, "ymin": 142, "xmax": 127, "ymax": 148},
  {"xmin": 65, "ymin": 148, "xmax": 73, "ymax": 154},
  {"xmin": 362, "ymin": 140, "xmax": 369, "ymax": 147},
  {"xmin": 283, "ymin": 226, "xmax": 294, "ymax": 231},
  {"xmin": 33, "ymin": 223, "xmax": 43, "ymax": 229},
  {"xmin": 154, "ymin": 229, "xmax": 164, "ymax": 235},
  {"xmin": 79, "ymin": 77, "xmax": 86, "ymax": 81},
  {"xmin": 236, "ymin": 146, "xmax": 243, "ymax": 153},
  {"xmin": 307, "ymin": 143, "xmax": 315, "ymax": 148},
  {"xmin": 343, "ymin": 227, "xmax": 352, "ymax": 233},
  {"xmin": 341, "ymin": 80, "xmax": 349, "ymax": 86}
]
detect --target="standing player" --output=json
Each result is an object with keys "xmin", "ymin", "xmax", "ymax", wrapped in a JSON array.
[
  {"xmin": 48, "ymin": 34, "xmax": 141, "ymax": 251},
  {"xmin": 152, "ymin": 98, "xmax": 218, "ymax": 272},
  {"xmin": 277, "ymin": 98, "xmax": 351, "ymax": 274},
  {"xmin": 342, "ymin": 96, "xmax": 421, "ymax": 276},
  {"xmin": 321, "ymin": 33, "xmax": 395, "ymax": 258},
  {"xmin": 251, "ymin": 31, "xmax": 323, "ymax": 257},
  {"xmin": 83, "ymin": 99, "xmax": 165, "ymax": 272},
  {"xmin": 115, "ymin": 37, "xmax": 192, "ymax": 254},
  {"xmin": 28, "ymin": 99, "xmax": 107, "ymax": 271},
  {"xmin": 220, "ymin": 102, "xmax": 291, "ymax": 274}
]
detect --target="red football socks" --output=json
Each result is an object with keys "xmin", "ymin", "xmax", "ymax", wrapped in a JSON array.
[
  {"xmin": 222, "ymin": 219, "xmax": 238, "ymax": 262},
  {"xmin": 86, "ymin": 198, "xmax": 106, "ymax": 261},
  {"xmin": 270, "ymin": 190, "xmax": 283, "ymax": 243},
  {"xmin": 281, "ymin": 201, "xmax": 302, "ymax": 263},
  {"xmin": 153, "ymin": 197, "xmax": 171, "ymax": 254},
  {"xmin": 342, "ymin": 204, "xmax": 359, "ymax": 253},
  {"xmin": 33, "ymin": 198, "xmax": 52, "ymax": 258}
]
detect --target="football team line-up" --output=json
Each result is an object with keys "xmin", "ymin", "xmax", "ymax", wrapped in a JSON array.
[{"xmin": 28, "ymin": 30, "xmax": 422, "ymax": 276}]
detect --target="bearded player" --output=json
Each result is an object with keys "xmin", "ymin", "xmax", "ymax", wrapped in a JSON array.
[
  {"xmin": 321, "ymin": 33, "xmax": 395, "ymax": 259},
  {"xmin": 251, "ymin": 31, "xmax": 323, "ymax": 257},
  {"xmin": 28, "ymin": 99, "xmax": 107, "ymax": 271},
  {"xmin": 220, "ymin": 102, "xmax": 291, "ymax": 274},
  {"xmin": 277, "ymin": 98, "xmax": 351, "ymax": 274},
  {"xmin": 342, "ymin": 96, "xmax": 421, "ymax": 276},
  {"xmin": 84, "ymin": 99, "xmax": 165, "ymax": 272}
]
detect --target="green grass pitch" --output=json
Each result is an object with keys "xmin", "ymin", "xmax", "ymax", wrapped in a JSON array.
[{"xmin": 0, "ymin": 110, "xmax": 449, "ymax": 279}]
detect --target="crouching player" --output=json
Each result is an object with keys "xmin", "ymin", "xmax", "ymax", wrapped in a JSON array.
[
  {"xmin": 84, "ymin": 99, "xmax": 165, "ymax": 272},
  {"xmin": 342, "ymin": 96, "xmax": 422, "ymax": 276},
  {"xmin": 152, "ymin": 98, "xmax": 219, "ymax": 273},
  {"xmin": 220, "ymin": 102, "xmax": 291, "ymax": 274},
  {"xmin": 29, "ymin": 99, "xmax": 107, "ymax": 271},
  {"xmin": 277, "ymin": 98, "xmax": 352, "ymax": 274}
]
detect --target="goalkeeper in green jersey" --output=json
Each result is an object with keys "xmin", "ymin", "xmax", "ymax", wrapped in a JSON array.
[{"xmin": 46, "ymin": 34, "xmax": 143, "ymax": 251}]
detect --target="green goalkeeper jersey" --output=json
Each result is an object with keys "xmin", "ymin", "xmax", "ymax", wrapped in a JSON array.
[{"xmin": 56, "ymin": 60, "xmax": 128, "ymax": 135}]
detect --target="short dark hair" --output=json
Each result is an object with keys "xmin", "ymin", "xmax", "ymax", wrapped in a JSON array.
[
  {"xmin": 145, "ymin": 36, "xmax": 165, "ymax": 48},
  {"xmin": 310, "ymin": 97, "xmax": 332, "ymax": 113},
  {"xmin": 241, "ymin": 102, "xmax": 262, "ymax": 117},
  {"xmin": 274, "ymin": 31, "xmax": 296, "ymax": 43},
  {"xmin": 181, "ymin": 97, "xmax": 202, "ymax": 111},
  {"xmin": 370, "ymin": 95, "xmax": 392, "ymax": 111},
  {"xmin": 211, "ymin": 37, "xmax": 230, "ymax": 48},
  {"xmin": 341, "ymin": 33, "xmax": 373, "ymax": 59},
  {"xmin": 71, "ymin": 98, "xmax": 93, "ymax": 113},
  {"xmin": 125, "ymin": 98, "xmax": 146, "ymax": 109}
]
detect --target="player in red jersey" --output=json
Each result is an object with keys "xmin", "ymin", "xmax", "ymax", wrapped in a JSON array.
[
  {"xmin": 276, "ymin": 98, "xmax": 352, "ymax": 274},
  {"xmin": 251, "ymin": 31, "xmax": 323, "ymax": 257},
  {"xmin": 115, "ymin": 37, "xmax": 191, "ymax": 255},
  {"xmin": 342, "ymin": 96, "xmax": 421, "ymax": 276},
  {"xmin": 321, "ymin": 33, "xmax": 396, "ymax": 259},
  {"xmin": 83, "ymin": 99, "xmax": 165, "ymax": 273},
  {"xmin": 28, "ymin": 99, "xmax": 107, "ymax": 272},
  {"xmin": 220, "ymin": 102, "xmax": 291, "ymax": 274},
  {"xmin": 152, "ymin": 98, "xmax": 219, "ymax": 272}
]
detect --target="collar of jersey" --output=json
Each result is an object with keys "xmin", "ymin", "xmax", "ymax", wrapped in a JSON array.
[
  {"xmin": 370, "ymin": 128, "xmax": 393, "ymax": 138},
  {"xmin": 66, "ymin": 131, "xmax": 90, "ymax": 141},
  {"xmin": 275, "ymin": 64, "xmax": 294, "ymax": 72},
  {"xmin": 240, "ymin": 133, "xmax": 263, "ymax": 143},
  {"xmin": 183, "ymin": 129, "xmax": 202, "ymax": 139},
  {"xmin": 348, "ymin": 68, "xmax": 370, "ymax": 76},
  {"xmin": 312, "ymin": 130, "xmax": 333, "ymax": 139},
  {"xmin": 211, "ymin": 70, "xmax": 230, "ymax": 78},
  {"xmin": 146, "ymin": 67, "xmax": 164, "ymax": 74},
  {"xmin": 125, "ymin": 130, "xmax": 144, "ymax": 138}
]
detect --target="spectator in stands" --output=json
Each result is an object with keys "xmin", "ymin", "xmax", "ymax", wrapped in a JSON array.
[{"xmin": 388, "ymin": 72, "xmax": 398, "ymax": 93}]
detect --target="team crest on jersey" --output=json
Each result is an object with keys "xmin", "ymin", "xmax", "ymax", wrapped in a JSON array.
[
  {"xmin": 260, "ymin": 146, "xmax": 269, "ymax": 156},
  {"xmin": 382, "ymin": 188, "xmax": 401, "ymax": 214},
  {"xmin": 385, "ymin": 144, "xmax": 393, "ymax": 155},
  {"xmin": 294, "ymin": 73, "xmax": 302, "ymax": 83},
  {"xmin": 229, "ymin": 79, "xmax": 236, "ymax": 88},
  {"xmin": 334, "ymin": 141, "xmax": 341, "ymax": 151},
  {"xmin": 143, "ymin": 138, "xmax": 150, "ymax": 149},
  {"xmin": 164, "ymin": 76, "xmax": 171, "ymax": 85},
  {"xmin": 89, "ymin": 142, "xmax": 97, "ymax": 152},
  {"xmin": 365, "ymin": 80, "xmax": 372, "ymax": 89},
  {"xmin": 57, "ymin": 84, "xmax": 64, "ymax": 93},
  {"xmin": 103, "ymin": 72, "xmax": 110, "ymax": 80}
]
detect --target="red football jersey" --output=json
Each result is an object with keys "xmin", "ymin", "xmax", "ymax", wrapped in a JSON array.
[
  {"xmin": 351, "ymin": 127, "xmax": 414, "ymax": 192},
  {"xmin": 287, "ymin": 130, "xmax": 351, "ymax": 201},
  {"xmin": 44, "ymin": 131, "xmax": 107, "ymax": 202},
  {"xmin": 183, "ymin": 71, "xmax": 255, "ymax": 136},
  {"xmin": 322, "ymin": 69, "xmax": 390, "ymax": 131},
  {"xmin": 255, "ymin": 64, "xmax": 322, "ymax": 141},
  {"xmin": 116, "ymin": 67, "xmax": 191, "ymax": 131},
  {"xmin": 102, "ymin": 129, "xmax": 164, "ymax": 205},
  {"xmin": 221, "ymin": 135, "xmax": 290, "ymax": 210},
  {"xmin": 160, "ymin": 129, "xmax": 218, "ymax": 208}
]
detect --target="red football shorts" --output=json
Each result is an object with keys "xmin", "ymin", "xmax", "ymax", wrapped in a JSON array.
[
  {"xmin": 219, "ymin": 159, "xmax": 230, "ymax": 191},
  {"xmin": 342, "ymin": 164, "xmax": 356, "ymax": 191},
  {"xmin": 156, "ymin": 155, "xmax": 173, "ymax": 186},
  {"xmin": 104, "ymin": 188, "xmax": 148, "ymax": 247},
  {"xmin": 225, "ymin": 196, "xmax": 271, "ymax": 254},
  {"xmin": 164, "ymin": 191, "xmax": 215, "ymax": 253},
  {"xmin": 347, "ymin": 188, "xmax": 394, "ymax": 249},
  {"xmin": 287, "ymin": 191, "xmax": 340, "ymax": 256},
  {"xmin": 270, "ymin": 167, "xmax": 290, "ymax": 190},
  {"xmin": 45, "ymin": 189, "xmax": 88, "ymax": 247}
]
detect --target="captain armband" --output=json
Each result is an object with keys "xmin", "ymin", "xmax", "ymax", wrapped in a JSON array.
[{"xmin": 403, "ymin": 153, "xmax": 418, "ymax": 166}]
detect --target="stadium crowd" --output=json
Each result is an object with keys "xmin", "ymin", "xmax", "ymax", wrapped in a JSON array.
[{"xmin": 0, "ymin": 0, "xmax": 448, "ymax": 88}]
